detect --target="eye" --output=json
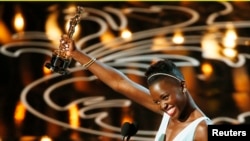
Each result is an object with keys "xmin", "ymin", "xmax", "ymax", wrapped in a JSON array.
[
  {"xmin": 161, "ymin": 94, "xmax": 169, "ymax": 100},
  {"xmin": 153, "ymin": 100, "xmax": 160, "ymax": 105},
  {"xmin": 153, "ymin": 93, "xmax": 170, "ymax": 105}
]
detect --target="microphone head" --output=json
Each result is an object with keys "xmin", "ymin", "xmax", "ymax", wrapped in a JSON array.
[
  {"xmin": 121, "ymin": 122, "xmax": 138, "ymax": 137},
  {"xmin": 129, "ymin": 122, "xmax": 138, "ymax": 136},
  {"xmin": 121, "ymin": 122, "xmax": 131, "ymax": 136}
]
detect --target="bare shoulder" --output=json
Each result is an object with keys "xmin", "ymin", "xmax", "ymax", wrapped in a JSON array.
[{"xmin": 194, "ymin": 120, "xmax": 209, "ymax": 141}]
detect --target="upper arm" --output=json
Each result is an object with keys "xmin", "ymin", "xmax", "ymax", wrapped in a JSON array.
[
  {"xmin": 88, "ymin": 60, "xmax": 162, "ymax": 114},
  {"xmin": 115, "ymin": 75, "xmax": 162, "ymax": 114},
  {"xmin": 71, "ymin": 49, "xmax": 162, "ymax": 114}
]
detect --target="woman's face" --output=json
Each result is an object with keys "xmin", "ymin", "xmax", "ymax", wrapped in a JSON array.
[{"xmin": 149, "ymin": 77, "xmax": 187, "ymax": 119}]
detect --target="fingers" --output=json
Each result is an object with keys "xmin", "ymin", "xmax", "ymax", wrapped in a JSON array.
[
  {"xmin": 60, "ymin": 34, "xmax": 73, "ymax": 51},
  {"xmin": 59, "ymin": 34, "xmax": 76, "ymax": 57},
  {"xmin": 59, "ymin": 39, "xmax": 68, "ymax": 51}
]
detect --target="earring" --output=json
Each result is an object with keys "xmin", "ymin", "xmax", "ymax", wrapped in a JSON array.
[{"xmin": 182, "ymin": 87, "xmax": 186, "ymax": 93}]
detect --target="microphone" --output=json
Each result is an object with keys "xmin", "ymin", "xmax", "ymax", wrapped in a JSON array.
[
  {"xmin": 121, "ymin": 122, "xmax": 131, "ymax": 137},
  {"xmin": 121, "ymin": 122, "xmax": 138, "ymax": 141}
]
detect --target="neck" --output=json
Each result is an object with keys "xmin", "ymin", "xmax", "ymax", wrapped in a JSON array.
[{"xmin": 178, "ymin": 92, "xmax": 197, "ymax": 122}]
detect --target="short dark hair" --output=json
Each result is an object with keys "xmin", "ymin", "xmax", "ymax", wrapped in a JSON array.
[{"xmin": 145, "ymin": 59, "xmax": 185, "ymax": 85}]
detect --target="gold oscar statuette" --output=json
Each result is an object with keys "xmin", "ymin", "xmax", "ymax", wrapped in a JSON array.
[{"xmin": 45, "ymin": 6, "xmax": 85, "ymax": 75}]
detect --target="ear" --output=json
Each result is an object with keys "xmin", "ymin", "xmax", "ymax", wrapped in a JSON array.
[{"xmin": 181, "ymin": 81, "xmax": 186, "ymax": 93}]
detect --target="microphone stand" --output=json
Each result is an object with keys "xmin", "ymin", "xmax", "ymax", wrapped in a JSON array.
[{"xmin": 122, "ymin": 136, "xmax": 131, "ymax": 141}]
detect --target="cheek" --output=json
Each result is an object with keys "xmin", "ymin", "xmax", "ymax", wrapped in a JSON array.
[
  {"xmin": 172, "ymin": 90, "xmax": 185, "ymax": 104},
  {"xmin": 175, "ymin": 93, "xmax": 187, "ymax": 107}
]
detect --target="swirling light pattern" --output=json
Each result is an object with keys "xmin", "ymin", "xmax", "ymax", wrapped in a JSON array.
[{"xmin": 1, "ymin": 2, "xmax": 250, "ymax": 140}]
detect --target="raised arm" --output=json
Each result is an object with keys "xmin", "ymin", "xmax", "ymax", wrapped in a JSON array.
[{"xmin": 62, "ymin": 35, "xmax": 161, "ymax": 114}]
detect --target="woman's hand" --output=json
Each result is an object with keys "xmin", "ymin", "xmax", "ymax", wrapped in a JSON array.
[{"xmin": 60, "ymin": 34, "xmax": 76, "ymax": 57}]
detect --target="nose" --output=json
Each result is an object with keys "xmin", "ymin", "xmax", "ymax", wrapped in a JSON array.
[{"xmin": 160, "ymin": 100, "xmax": 167, "ymax": 110}]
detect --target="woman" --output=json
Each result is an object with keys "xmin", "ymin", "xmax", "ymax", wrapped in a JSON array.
[{"xmin": 60, "ymin": 34, "xmax": 212, "ymax": 141}]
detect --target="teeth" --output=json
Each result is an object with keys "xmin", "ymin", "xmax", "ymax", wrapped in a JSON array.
[{"xmin": 166, "ymin": 107, "xmax": 175, "ymax": 115}]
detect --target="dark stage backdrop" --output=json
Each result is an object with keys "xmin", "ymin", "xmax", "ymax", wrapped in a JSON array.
[{"xmin": 0, "ymin": 1, "xmax": 249, "ymax": 141}]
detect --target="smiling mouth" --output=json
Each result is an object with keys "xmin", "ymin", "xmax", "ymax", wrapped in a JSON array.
[{"xmin": 165, "ymin": 106, "xmax": 176, "ymax": 116}]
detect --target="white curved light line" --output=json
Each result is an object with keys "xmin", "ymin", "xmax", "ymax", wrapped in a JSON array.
[
  {"xmin": 19, "ymin": 66, "xmax": 152, "ymax": 140},
  {"xmin": 13, "ymin": 48, "xmax": 52, "ymax": 56},
  {"xmin": 44, "ymin": 76, "xmax": 99, "ymax": 110},
  {"xmin": 78, "ymin": 6, "xmax": 129, "ymax": 53},
  {"xmin": 204, "ymin": 54, "xmax": 246, "ymax": 68},
  {"xmin": 77, "ymin": 99, "xmax": 137, "ymax": 134},
  {"xmin": 12, "ymin": 31, "xmax": 50, "ymax": 40},
  {"xmin": 104, "ymin": 6, "xmax": 128, "ymax": 30},
  {"xmin": 85, "ymin": 7, "xmax": 121, "ymax": 31},
  {"xmin": 99, "ymin": 55, "xmax": 200, "ymax": 76},
  {"xmin": 0, "ymin": 42, "xmax": 54, "ymax": 57},
  {"xmin": 1, "ymin": 7, "xmax": 249, "ymax": 60},
  {"xmin": 238, "ymin": 111, "xmax": 250, "ymax": 123},
  {"xmin": 49, "ymin": 75, "xmax": 155, "ymax": 139},
  {"xmin": 79, "ymin": 21, "xmax": 250, "ymax": 63},
  {"xmin": 78, "ymin": 100, "xmax": 131, "ymax": 119},
  {"xmin": 76, "ymin": 16, "xmax": 108, "ymax": 51},
  {"xmin": 107, "ymin": 54, "xmax": 199, "ymax": 67},
  {"xmin": 84, "ymin": 18, "xmax": 250, "ymax": 60},
  {"xmin": 86, "ymin": 38, "xmax": 128, "ymax": 56},
  {"xmin": 95, "ymin": 113, "xmax": 156, "ymax": 136},
  {"xmin": 90, "ymin": 39, "xmax": 153, "ymax": 58},
  {"xmin": 225, "ymin": 55, "xmax": 246, "ymax": 67},
  {"xmin": 48, "ymin": 90, "xmax": 134, "ymax": 137},
  {"xmin": 85, "ymin": 23, "xmax": 249, "ymax": 68},
  {"xmin": 44, "ymin": 70, "xmax": 154, "ymax": 138},
  {"xmin": 81, "ymin": 21, "xmax": 250, "ymax": 56},
  {"xmin": 82, "ymin": 37, "xmax": 130, "ymax": 56},
  {"xmin": 87, "ymin": 35, "xmax": 200, "ymax": 58},
  {"xmin": 206, "ymin": 2, "xmax": 233, "ymax": 25},
  {"xmin": 89, "ymin": 34, "xmax": 204, "ymax": 60},
  {"xmin": 89, "ymin": 38, "xmax": 157, "ymax": 58},
  {"xmin": 113, "ymin": 54, "xmax": 200, "ymax": 66},
  {"xmin": 151, "ymin": 5, "xmax": 199, "ymax": 27},
  {"xmin": 20, "ymin": 75, "xmax": 130, "ymax": 139},
  {"xmin": 118, "ymin": 69, "xmax": 145, "ymax": 77},
  {"xmin": 212, "ymin": 117, "xmax": 240, "ymax": 124},
  {"xmin": 126, "ymin": 6, "xmax": 198, "ymax": 40},
  {"xmin": 212, "ymin": 111, "xmax": 250, "ymax": 124},
  {"xmin": 124, "ymin": 7, "xmax": 162, "ymax": 14},
  {"xmin": 78, "ymin": 5, "xmax": 199, "ymax": 56},
  {"xmin": 95, "ymin": 44, "xmax": 202, "ymax": 63},
  {"xmin": 78, "ymin": 100, "xmax": 156, "ymax": 140},
  {"xmin": 68, "ymin": 62, "xmax": 148, "ymax": 77},
  {"xmin": 213, "ymin": 20, "xmax": 250, "ymax": 28},
  {"xmin": 95, "ymin": 113, "xmax": 156, "ymax": 141},
  {"xmin": 241, "ymin": 53, "xmax": 250, "ymax": 59},
  {"xmin": 164, "ymin": 21, "xmax": 250, "ymax": 34}
]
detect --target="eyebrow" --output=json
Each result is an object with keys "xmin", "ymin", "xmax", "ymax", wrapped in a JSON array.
[{"xmin": 160, "ymin": 92, "xmax": 169, "ymax": 99}]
